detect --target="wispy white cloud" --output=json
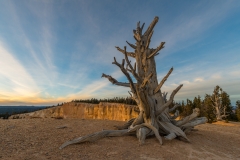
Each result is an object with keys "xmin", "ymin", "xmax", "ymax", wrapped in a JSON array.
[
  {"xmin": 160, "ymin": 62, "xmax": 240, "ymax": 104},
  {"xmin": 0, "ymin": 42, "xmax": 40, "ymax": 98},
  {"xmin": 0, "ymin": 1, "xmax": 239, "ymax": 106},
  {"xmin": 64, "ymin": 69, "xmax": 125, "ymax": 99},
  {"xmin": 153, "ymin": 1, "xmax": 240, "ymax": 55},
  {"xmin": 57, "ymin": 83, "xmax": 78, "ymax": 89},
  {"xmin": 5, "ymin": 1, "xmax": 58, "ymax": 87},
  {"xmin": 194, "ymin": 78, "xmax": 204, "ymax": 82}
]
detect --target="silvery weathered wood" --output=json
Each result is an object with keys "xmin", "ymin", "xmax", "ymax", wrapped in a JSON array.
[{"xmin": 60, "ymin": 16, "xmax": 207, "ymax": 149}]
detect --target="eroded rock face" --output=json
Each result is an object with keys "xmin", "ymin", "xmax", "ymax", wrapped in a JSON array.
[{"xmin": 9, "ymin": 102, "xmax": 139, "ymax": 121}]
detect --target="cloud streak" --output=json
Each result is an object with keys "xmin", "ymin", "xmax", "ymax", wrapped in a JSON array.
[
  {"xmin": 0, "ymin": 42, "xmax": 40, "ymax": 98},
  {"xmin": 0, "ymin": 0, "xmax": 239, "ymax": 105}
]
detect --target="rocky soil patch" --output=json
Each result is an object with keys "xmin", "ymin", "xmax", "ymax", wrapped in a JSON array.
[{"xmin": 0, "ymin": 119, "xmax": 240, "ymax": 160}]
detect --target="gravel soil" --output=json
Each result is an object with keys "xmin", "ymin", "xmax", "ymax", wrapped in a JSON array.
[{"xmin": 0, "ymin": 119, "xmax": 240, "ymax": 160}]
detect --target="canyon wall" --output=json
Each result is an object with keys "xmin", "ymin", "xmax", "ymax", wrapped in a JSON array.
[{"xmin": 9, "ymin": 102, "xmax": 139, "ymax": 121}]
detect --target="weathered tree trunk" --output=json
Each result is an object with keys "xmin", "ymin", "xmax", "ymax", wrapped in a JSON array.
[
  {"xmin": 211, "ymin": 86, "xmax": 229, "ymax": 121},
  {"xmin": 59, "ymin": 16, "xmax": 207, "ymax": 149}
]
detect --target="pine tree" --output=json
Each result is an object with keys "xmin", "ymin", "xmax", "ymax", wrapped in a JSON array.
[
  {"xmin": 209, "ymin": 85, "xmax": 230, "ymax": 121},
  {"xmin": 203, "ymin": 94, "xmax": 216, "ymax": 123}
]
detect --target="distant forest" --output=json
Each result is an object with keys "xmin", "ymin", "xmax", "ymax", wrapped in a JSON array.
[
  {"xmin": 71, "ymin": 86, "xmax": 240, "ymax": 123},
  {"xmin": 71, "ymin": 97, "xmax": 137, "ymax": 105}
]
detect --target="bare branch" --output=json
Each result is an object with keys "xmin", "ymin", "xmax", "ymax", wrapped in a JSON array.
[
  {"xmin": 162, "ymin": 92, "xmax": 168, "ymax": 103},
  {"xmin": 115, "ymin": 46, "xmax": 135, "ymax": 58},
  {"xmin": 144, "ymin": 16, "xmax": 159, "ymax": 37},
  {"xmin": 126, "ymin": 60, "xmax": 131, "ymax": 70},
  {"xmin": 155, "ymin": 84, "xmax": 183, "ymax": 115},
  {"xmin": 101, "ymin": 73, "xmax": 118, "ymax": 84},
  {"xmin": 169, "ymin": 103, "xmax": 180, "ymax": 112},
  {"xmin": 102, "ymin": 73, "xmax": 133, "ymax": 87},
  {"xmin": 133, "ymin": 34, "xmax": 140, "ymax": 42},
  {"xmin": 154, "ymin": 67, "xmax": 173, "ymax": 94},
  {"xmin": 140, "ymin": 23, "xmax": 145, "ymax": 33},
  {"xmin": 134, "ymin": 33, "xmax": 141, "ymax": 42},
  {"xmin": 145, "ymin": 30, "xmax": 153, "ymax": 49},
  {"xmin": 122, "ymin": 59, "xmax": 125, "ymax": 67},
  {"xmin": 128, "ymin": 91, "xmax": 132, "ymax": 97},
  {"xmin": 126, "ymin": 60, "xmax": 135, "ymax": 74},
  {"xmin": 126, "ymin": 68, "xmax": 132, "ymax": 73},
  {"xmin": 112, "ymin": 57, "xmax": 137, "ymax": 93},
  {"xmin": 124, "ymin": 46, "xmax": 141, "ymax": 82},
  {"xmin": 147, "ymin": 42, "xmax": 165, "ymax": 59},
  {"xmin": 114, "ymin": 82, "xmax": 132, "ymax": 87},
  {"xmin": 133, "ymin": 22, "xmax": 141, "ymax": 41},
  {"xmin": 133, "ymin": 29, "xmax": 136, "ymax": 34},
  {"xmin": 126, "ymin": 41, "xmax": 136, "ymax": 49},
  {"xmin": 137, "ymin": 21, "xmax": 140, "ymax": 28}
]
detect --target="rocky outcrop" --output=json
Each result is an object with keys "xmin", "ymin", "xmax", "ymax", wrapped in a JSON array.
[{"xmin": 9, "ymin": 102, "xmax": 139, "ymax": 121}]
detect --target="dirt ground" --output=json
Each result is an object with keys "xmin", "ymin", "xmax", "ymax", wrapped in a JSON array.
[{"xmin": 0, "ymin": 118, "xmax": 240, "ymax": 160}]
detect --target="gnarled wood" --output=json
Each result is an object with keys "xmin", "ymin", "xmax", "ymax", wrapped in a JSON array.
[
  {"xmin": 155, "ymin": 84, "xmax": 183, "ymax": 115},
  {"xmin": 147, "ymin": 42, "xmax": 165, "ymax": 59},
  {"xmin": 210, "ymin": 86, "xmax": 229, "ymax": 121},
  {"xmin": 60, "ymin": 16, "xmax": 207, "ymax": 149},
  {"xmin": 115, "ymin": 46, "xmax": 135, "ymax": 58},
  {"xmin": 101, "ymin": 73, "xmax": 131, "ymax": 87},
  {"xmin": 128, "ymin": 123, "xmax": 162, "ymax": 145},
  {"xmin": 59, "ymin": 129, "xmax": 130, "ymax": 149},
  {"xmin": 126, "ymin": 41, "xmax": 136, "ymax": 49},
  {"xmin": 169, "ymin": 103, "xmax": 180, "ymax": 112},
  {"xmin": 114, "ymin": 118, "xmax": 135, "ymax": 130},
  {"xmin": 175, "ymin": 108, "xmax": 200, "ymax": 127},
  {"xmin": 144, "ymin": 16, "xmax": 159, "ymax": 37}
]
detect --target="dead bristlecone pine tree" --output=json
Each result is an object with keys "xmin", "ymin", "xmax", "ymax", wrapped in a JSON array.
[
  {"xmin": 59, "ymin": 16, "xmax": 208, "ymax": 149},
  {"xmin": 210, "ymin": 85, "xmax": 229, "ymax": 121}
]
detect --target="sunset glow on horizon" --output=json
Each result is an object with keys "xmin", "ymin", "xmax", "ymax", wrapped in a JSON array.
[{"xmin": 0, "ymin": 0, "xmax": 240, "ymax": 106}]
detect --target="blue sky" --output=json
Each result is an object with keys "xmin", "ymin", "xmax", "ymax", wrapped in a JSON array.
[{"xmin": 0, "ymin": 0, "xmax": 239, "ymax": 106}]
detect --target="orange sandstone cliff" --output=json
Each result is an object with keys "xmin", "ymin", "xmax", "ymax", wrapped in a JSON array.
[{"xmin": 9, "ymin": 102, "xmax": 139, "ymax": 121}]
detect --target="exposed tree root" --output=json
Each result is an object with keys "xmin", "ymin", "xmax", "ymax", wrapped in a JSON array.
[
  {"xmin": 159, "ymin": 121, "xmax": 190, "ymax": 141},
  {"xmin": 128, "ymin": 123, "xmax": 162, "ymax": 145},
  {"xmin": 181, "ymin": 117, "xmax": 208, "ymax": 132},
  {"xmin": 59, "ymin": 116, "xmax": 207, "ymax": 149},
  {"xmin": 175, "ymin": 108, "xmax": 200, "ymax": 127},
  {"xmin": 114, "ymin": 118, "xmax": 135, "ymax": 130},
  {"xmin": 59, "ymin": 129, "xmax": 130, "ymax": 149}
]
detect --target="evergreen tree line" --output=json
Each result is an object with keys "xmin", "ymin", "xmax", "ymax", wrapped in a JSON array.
[
  {"xmin": 72, "ymin": 97, "xmax": 137, "ymax": 105},
  {"xmin": 173, "ymin": 95, "xmax": 237, "ymax": 123},
  {"xmin": 172, "ymin": 86, "xmax": 240, "ymax": 122},
  {"xmin": 71, "ymin": 85, "xmax": 240, "ymax": 122}
]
